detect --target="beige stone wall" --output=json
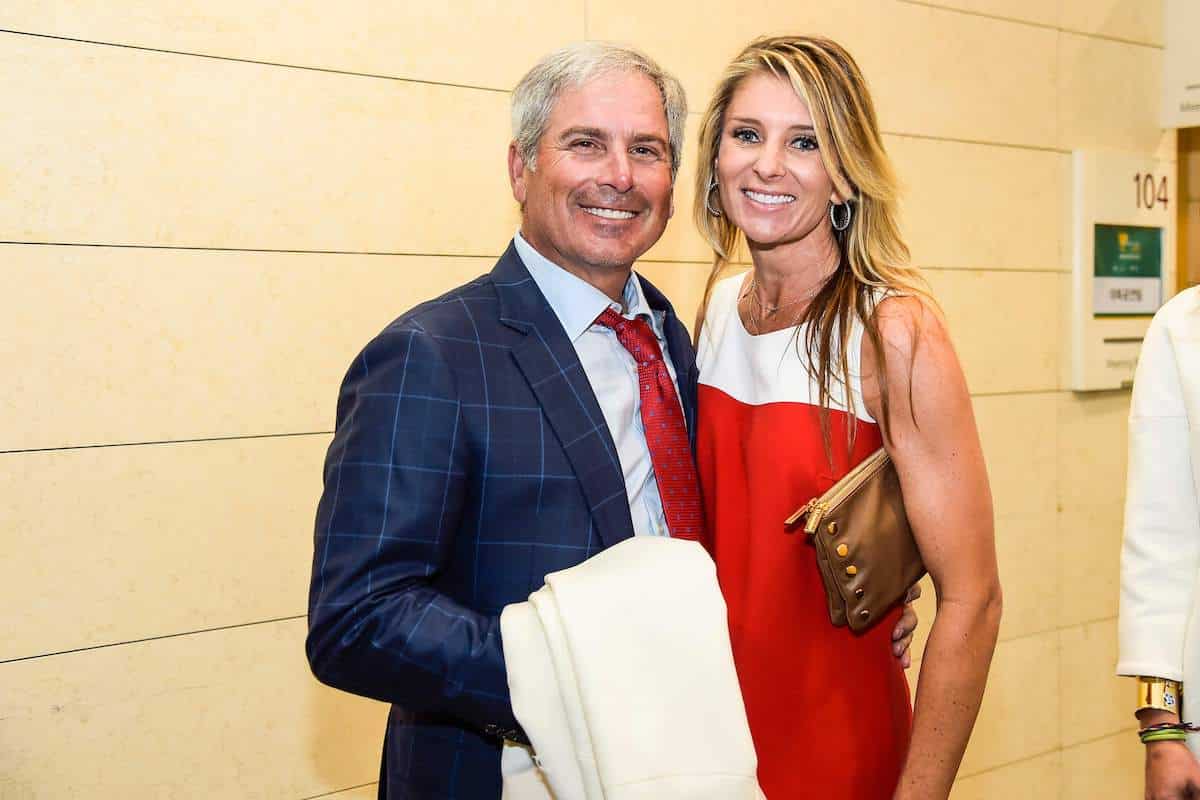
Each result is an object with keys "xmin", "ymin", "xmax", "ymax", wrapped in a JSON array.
[
  {"xmin": 1183, "ymin": 127, "xmax": 1200, "ymax": 287},
  {"xmin": 0, "ymin": 2, "xmax": 1168, "ymax": 798}
]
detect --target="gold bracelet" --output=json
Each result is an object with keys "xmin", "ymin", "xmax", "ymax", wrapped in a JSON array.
[{"xmin": 1137, "ymin": 676, "xmax": 1183, "ymax": 715}]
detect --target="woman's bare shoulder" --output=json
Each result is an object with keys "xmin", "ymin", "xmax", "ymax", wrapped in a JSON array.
[{"xmin": 868, "ymin": 293, "xmax": 953, "ymax": 365}]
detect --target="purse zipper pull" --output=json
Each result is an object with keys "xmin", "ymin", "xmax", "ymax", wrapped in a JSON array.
[
  {"xmin": 803, "ymin": 501, "xmax": 827, "ymax": 535},
  {"xmin": 785, "ymin": 500, "xmax": 826, "ymax": 534}
]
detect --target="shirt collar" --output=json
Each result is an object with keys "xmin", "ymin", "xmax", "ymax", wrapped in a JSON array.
[{"xmin": 513, "ymin": 232, "xmax": 664, "ymax": 343}]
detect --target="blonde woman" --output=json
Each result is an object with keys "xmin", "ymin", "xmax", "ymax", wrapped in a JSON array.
[{"xmin": 693, "ymin": 36, "xmax": 1002, "ymax": 799}]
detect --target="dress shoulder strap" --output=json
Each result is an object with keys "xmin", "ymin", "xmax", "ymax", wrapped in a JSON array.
[{"xmin": 696, "ymin": 271, "xmax": 749, "ymax": 359}]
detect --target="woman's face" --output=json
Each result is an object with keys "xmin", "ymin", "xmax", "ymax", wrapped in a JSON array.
[{"xmin": 715, "ymin": 71, "xmax": 841, "ymax": 249}]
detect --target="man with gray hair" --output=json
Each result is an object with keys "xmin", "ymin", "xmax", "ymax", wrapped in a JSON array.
[{"xmin": 306, "ymin": 42, "xmax": 699, "ymax": 799}]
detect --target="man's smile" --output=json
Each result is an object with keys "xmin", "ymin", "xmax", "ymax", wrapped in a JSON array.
[{"xmin": 581, "ymin": 205, "xmax": 638, "ymax": 220}]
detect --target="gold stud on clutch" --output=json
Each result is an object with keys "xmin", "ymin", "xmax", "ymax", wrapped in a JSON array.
[
  {"xmin": 846, "ymin": 565, "xmax": 858, "ymax": 576},
  {"xmin": 827, "ymin": 522, "xmax": 838, "ymax": 535},
  {"xmin": 836, "ymin": 543, "xmax": 849, "ymax": 557}
]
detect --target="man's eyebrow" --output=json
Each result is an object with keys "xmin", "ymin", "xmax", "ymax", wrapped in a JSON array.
[
  {"xmin": 557, "ymin": 126, "xmax": 608, "ymax": 141},
  {"xmin": 630, "ymin": 133, "xmax": 669, "ymax": 148}
]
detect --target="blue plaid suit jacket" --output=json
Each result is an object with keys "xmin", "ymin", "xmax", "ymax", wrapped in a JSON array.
[{"xmin": 306, "ymin": 242, "xmax": 699, "ymax": 799}]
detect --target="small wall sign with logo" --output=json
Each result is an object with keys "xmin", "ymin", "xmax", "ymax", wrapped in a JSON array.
[
  {"xmin": 1093, "ymin": 224, "xmax": 1163, "ymax": 316},
  {"xmin": 1066, "ymin": 150, "xmax": 1176, "ymax": 391}
]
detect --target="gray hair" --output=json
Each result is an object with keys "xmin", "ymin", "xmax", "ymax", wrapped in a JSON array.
[{"xmin": 511, "ymin": 42, "xmax": 688, "ymax": 180}]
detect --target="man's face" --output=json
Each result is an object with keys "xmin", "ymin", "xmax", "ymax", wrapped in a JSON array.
[{"xmin": 509, "ymin": 70, "xmax": 675, "ymax": 284}]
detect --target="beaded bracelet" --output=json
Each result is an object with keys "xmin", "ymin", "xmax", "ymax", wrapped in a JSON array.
[
  {"xmin": 1139, "ymin": 721, "xmax": 1200, "ymax": 744},
  {"xmin": 1141, "ymin": 722, "xmax": 1200, "ymax": 734}
]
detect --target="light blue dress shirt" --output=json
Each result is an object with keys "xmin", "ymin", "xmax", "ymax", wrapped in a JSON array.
[{"xmin": 513, "ymin": 232, "xmax": 681, "ymax": 538}]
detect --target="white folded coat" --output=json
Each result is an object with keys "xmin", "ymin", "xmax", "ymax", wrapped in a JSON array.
[{"xmin": 499, "ymin": 536, "xmax": 766, "ymax": 799}]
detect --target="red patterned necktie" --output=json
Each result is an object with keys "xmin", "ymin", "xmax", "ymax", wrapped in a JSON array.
[{"xmin": 594, "ymin": 307, "xmax": 704, "ymax": 542}]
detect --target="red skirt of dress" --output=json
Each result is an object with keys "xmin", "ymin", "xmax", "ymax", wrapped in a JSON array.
[{"xmin": 697, "ymin": 386, "xmax": 912, "ymax": 800}]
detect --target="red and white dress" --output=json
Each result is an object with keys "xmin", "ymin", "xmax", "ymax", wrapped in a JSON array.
[{"xmin": 696, "ymin": 274, "xmax": 912, "ymax": 799}]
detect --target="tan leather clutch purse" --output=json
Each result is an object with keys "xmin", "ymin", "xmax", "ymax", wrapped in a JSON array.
[{"xmin": 784, "ymin": 447, "xmax": 925, "ymax": 632}]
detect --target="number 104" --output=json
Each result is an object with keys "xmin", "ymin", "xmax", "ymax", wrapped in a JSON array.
[{"xmin": 1134, "ymin": 172, "xmax": 1169, "ymax": 210}]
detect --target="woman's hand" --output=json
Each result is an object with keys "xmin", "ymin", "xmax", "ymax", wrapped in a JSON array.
[
  {"xmin": 1140, "ymin": 710, "xmax": 1200, "ymax": 800},
  {"xmin": 1146, "ymin": 742, "xmax": 1200, "ymax": 800},
  {"xmin": 893, "ymin": 584, "xmax": 922, "ymax": 668}
]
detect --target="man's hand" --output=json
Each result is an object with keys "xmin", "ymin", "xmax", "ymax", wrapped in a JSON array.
[
  {"xmin": 892, "ymin": 583, "xmax": 921, "ymax": 668},
  {"xmin": 1146, "ymin": 741, "xmax": 1200, "ymax": 799}
]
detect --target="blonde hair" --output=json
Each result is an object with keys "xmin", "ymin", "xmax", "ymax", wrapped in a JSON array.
[{"xmin": 693, "ymin": 35, "xmax": 929, "ymax": 449}]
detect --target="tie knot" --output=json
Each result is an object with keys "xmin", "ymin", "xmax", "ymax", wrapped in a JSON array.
[{"xmin": 595, "ymin": 307, "xmax": 662, "ymax": 364}]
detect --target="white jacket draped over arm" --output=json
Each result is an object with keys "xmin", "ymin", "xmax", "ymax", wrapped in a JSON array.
[{"xmin": 499, "ymin": 536, "xmax": 764, "ymax": 800}]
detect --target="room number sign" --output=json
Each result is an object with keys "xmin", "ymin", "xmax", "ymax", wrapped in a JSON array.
[{"xmin": 1066, "ymin": 150, "xmax": 1176, "ymax": 391}]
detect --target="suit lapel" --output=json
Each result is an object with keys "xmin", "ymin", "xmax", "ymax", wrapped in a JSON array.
[{"xmin": 492, "ymin": 244, "xmax": 635, "ymax": 549}]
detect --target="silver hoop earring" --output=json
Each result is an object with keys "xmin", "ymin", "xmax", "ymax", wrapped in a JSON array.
[
  {"xmin": 705, "ymin": 174, "xmax": 723, "ymax": 217},
  {"xmin": 830, "ymin": 201, "xmax": 852, "ymax": 232}
]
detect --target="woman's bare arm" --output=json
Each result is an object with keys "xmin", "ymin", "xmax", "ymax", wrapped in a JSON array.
[{"xmin": 861, "ymin": 295, "xmax": 1003, "ymax": 800}]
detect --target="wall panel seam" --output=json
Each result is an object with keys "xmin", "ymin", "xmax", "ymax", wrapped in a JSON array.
[
  {"xmin": 922, "ymin": 266, "xmax": 1067, "ymax": 274},
  {"xmin": 0, "ymin": 28, "xmax": 509, "ymax": 94},
  {"xmin": 1, "ymin": 614, "xmax": 306, "ymax": 665},
  {"xmin": 973, "ymin": 389, "xmax": 1060, "ymax": 399},
  {"xmin": 687, "ymin": 109, "xmax": 1073, "ymax": 153},
  {"xmin": 0, "ymin": 241, "xmax": 1069, "ymax": 275},
  {"xmin": 1056, "ymin": 26, "xmax": 1165, "ymax": 51},
  {"xmin": 892, "ymin": 0, "xmax": 1164, "ymax": 50},
  {"xmin": 0, "ymin": 241, "xmax": 502, "ymax": 260},
  {"xmin": 0, "ymin": 430, "xmax": 333, "ymax": 456},
  {"xmin": 883, "ymin": 130, "xmax": 1070, "ymax": 155},
  {"xmin": 972, "ymin": 389, "xmax": 1065, "ymax": 399},
  {"xmin": 5, "ymin": 390, "xmax": 1064, "ymax": 451},
  {"xmin": 979, "ymin": 617, "xmax": 1116, "ymax": 652},
  {"xmin": 1056, "ymin": 614, "xmax": 1119, "ymax": 631},
  {"xmin": 956, "ymin": 746, "xmax": 1060, "ymax": 781},
  {"xmin": 1060, "ymin": 726, "xmax": 1140, "ymax": 752},
  {"xmin": 955, "ymin": 726, "xmax": 1139, "ymax": 782},
  {"xmin": 1055, "ymin": 612, "xmax": 1065, "ymax": 778},
  {"xmin": 299, "ymin": 781, "xmax": 379, "ymax": 800},
  {"xmin": 1062, "ymin": 722, "xmax": 1139, "ymax": 750},
  {"xmin": 955, "ymin": 743, "xmax": 1060, "ymax": 782},
  {"xmin": 998, "ymin": 624, "xmax": 1059, "ymax": 645}
]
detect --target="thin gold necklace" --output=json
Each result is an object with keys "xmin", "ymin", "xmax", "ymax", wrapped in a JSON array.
[
  {"xmin": 749, "ymin": 277, "xmax": 811, "ymax": 317},
  {"xmin": 743, "ymin": 275, "xmax": 820, "ymax": 334}
]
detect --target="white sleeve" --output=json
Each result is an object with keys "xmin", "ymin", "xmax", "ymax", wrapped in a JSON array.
[{"xmin": 1117, "ymin": 306, "xmax": 1200, "ymax": 679}]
